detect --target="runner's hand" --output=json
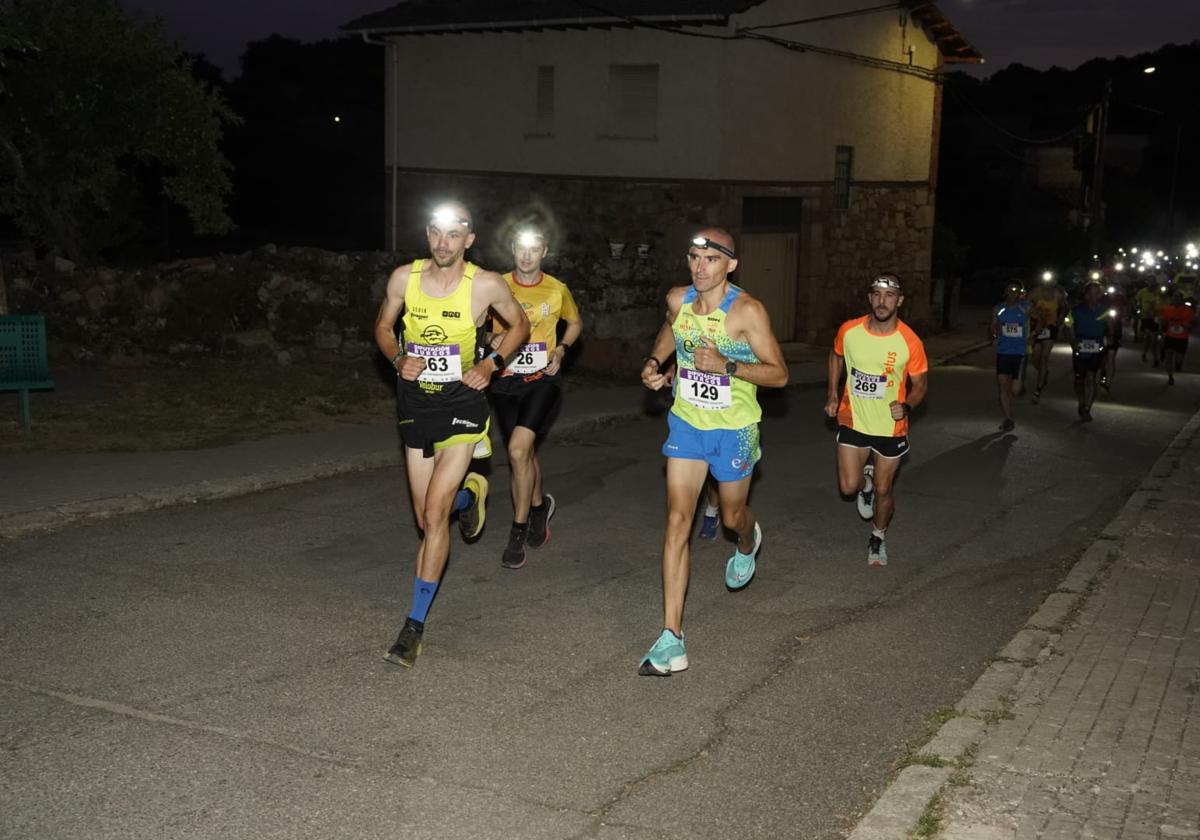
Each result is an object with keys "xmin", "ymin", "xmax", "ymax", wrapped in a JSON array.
[
  {"xmin": 397, "ymin": 355, "xmax": 427, "ymax": 382},
  {"xmin": 824, "ymin": 396, "xmax": 839, "ymax": 418},
  {"xmin": 888, "ymin": 400, "xmax": 906, "ymax": 420},
  {"xmin": 545, "ymin": 345, "xmax": 565, "ymax": 376},
  {"xmin": 462, "ymin": 359, "xmax": 495, "ymax": 390},
  {"xmin": 642, "ymin": 360, "xmax": 671, "ymax": 390},
  {"xmin": 692, "ymin": 337, "xmax": 726, "ymax": 374}
]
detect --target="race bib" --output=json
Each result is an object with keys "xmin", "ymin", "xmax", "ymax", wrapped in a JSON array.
[
  {"xmin": 509, "ymin": 342, "xmax": 548, "ymax": 374},
  {"xmin": 850, "ymin": 368, "xmax": 888, "ymax": 400},
  {"xmin": 1037, "ymin": 327, "xmax": 1052, "ymax": 340},
  {"xmin": 1168, "ymin": 323, "xmax": 1187, "ymax": 337},
  {"xmin": 1078, "ymin": 339, "xmax": 1103, "ymax": 354},
  {"xmin": 679, "ymin": 368, "xmax": 732, "ymax": 411},
  {"xmin": 407, "ymin": 342, "xmax": 463, "ymax": 383},
  {"xmin": 1001, "ymin": 323, "xmax": 1023, "ymax": 338}
]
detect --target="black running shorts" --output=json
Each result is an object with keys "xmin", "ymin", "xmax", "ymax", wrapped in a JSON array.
[
  {"xmin": 996, "ymin": 353, "xmax": 1023, "ymax": 378},
  {"xmin": 836, "ymin": 425, "xmax": 909, "ymax": 459},
  {"xmin": 1163, "ymin": 336, "xmax": 1188, "ymax": 355},
  {"xmin": 490, "ymin": 373, "xmax": 562, "ymax": 439},
  {"xmin": 1072, "ymin": 352, "xmax": 1104, "ymax": 376},
  {"xmin": 396, "ymin": 380, "xmax": 490, "ymax": 457}
]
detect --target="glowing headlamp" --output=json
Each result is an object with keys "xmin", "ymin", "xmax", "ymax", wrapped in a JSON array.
[
  {"xmin": 1041, "ymin": 270, "xmax": 1054, "ymax": 282},
  {"xmin": 871, "ymin": 276, "xmax": 902, "ymax": 291},
  {"xmin": 515, "ymin": 230, "xmax": 544, "ymax": 249},
  {"xmin": 429, "ymin": 206, "xmax": 470, "ymax": 229},
  {"xmin": 690, "ymin": 236, "xmax": 736, "ymax": 259},
  {"xmin": 1107, "ymin": 286, "xmax": 1116, "ymax": 294}
]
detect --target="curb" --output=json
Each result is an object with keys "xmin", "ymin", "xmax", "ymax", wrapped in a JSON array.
[
  {"xmin": 844, "ymin": 404, "xmax": 1200, "ymax": 839},
  {"xmin": 0, "ymin": 409, "xmax": 646, "ymax": 540}
]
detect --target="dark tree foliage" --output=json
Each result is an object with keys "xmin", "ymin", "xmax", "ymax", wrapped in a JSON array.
[{"xmin": 0, "ymin": 0, "xmax": 237, "ymax": 263}]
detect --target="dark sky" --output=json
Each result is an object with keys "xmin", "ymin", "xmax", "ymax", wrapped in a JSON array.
[{"xmin": 121, "ymin": 0, "xmax": 1197, "ymax": 79}]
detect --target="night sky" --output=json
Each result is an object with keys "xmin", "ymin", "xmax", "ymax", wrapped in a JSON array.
[{"xmin": 120, "ymin": 0, "xmax": 1197, "ymax": 79}]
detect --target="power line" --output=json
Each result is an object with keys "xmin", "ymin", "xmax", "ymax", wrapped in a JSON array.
[
  {"xmin": 946, "ymin": 82, "xmax": 1088, "ymax": 145},
  {"xmin": 739, "ymin": 3, "xmax": 902, "ymax": 33}
]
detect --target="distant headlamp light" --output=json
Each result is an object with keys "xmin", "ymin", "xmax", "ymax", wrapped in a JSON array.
[{"xmin": 690, "ymin": 236, "xmax": 736, "ymax": 259}]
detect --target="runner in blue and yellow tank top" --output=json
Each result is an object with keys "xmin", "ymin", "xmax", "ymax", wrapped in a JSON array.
[
  {"xmin": 991, "ymin": 281, "xmax": 1029, "ymax": 432},
  {"xmin": 636, "ymin": 227, "xmax": 789, "ymax": 677},
  {"xmin": 373, "ymin": 201, "xmax": 529, "ymax": 669}
]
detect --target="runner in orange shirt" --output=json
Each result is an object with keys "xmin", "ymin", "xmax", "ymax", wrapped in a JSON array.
[
  {"xmin": 825, "ymin": 274, "xmax": 929, "ymax": 566},
  {"xmin": 1159, "ymin": 291, "xmax": 1196, "ymax": 386}
]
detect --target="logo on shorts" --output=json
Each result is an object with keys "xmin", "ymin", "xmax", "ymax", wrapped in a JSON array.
[
  {"xmin": 451, "ymin": 417, "xmax": 479, "ymax": 428},
  {"xmin": 896, "ymin": 440, "xmax": 908, "ymax": 451},
  {"xmin": 421, "ymin": 325, "xmax": 448, "ymax": 344},
  {"xmin": 731, "ymin": 458, "xmax": 744, "ymax": 469}
]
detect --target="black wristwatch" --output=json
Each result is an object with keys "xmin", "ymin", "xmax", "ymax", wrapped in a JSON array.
[
  {"xmin": 484, "ymin": 349, "xmax": 503, "ymax": 369},
  {"xmin": 724, "ymin": 359, "xmax": 738, "ymax": 375},
  {"xmin": 901, "ymin": 402, "xmax": 911, "ymax": 417}
]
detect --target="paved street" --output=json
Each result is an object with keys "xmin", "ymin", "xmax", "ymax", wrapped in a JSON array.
[{"xmin": 2, "ymin": 344, "xmax": 1199, "ymax": 840}]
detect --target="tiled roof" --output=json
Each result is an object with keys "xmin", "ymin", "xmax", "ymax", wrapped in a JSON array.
[{"xmin": 341, "ymin": 1, "xmax": 765, "ymax": 35}]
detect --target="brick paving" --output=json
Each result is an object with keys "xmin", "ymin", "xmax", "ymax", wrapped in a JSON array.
[{"xmin": 938, "ymin": 416, "xmax": 1200, "ymax": 840}]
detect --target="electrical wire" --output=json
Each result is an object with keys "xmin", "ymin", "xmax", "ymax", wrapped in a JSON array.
[
  {"xmin": 739, "ymin": 3, "xmax": 902, "ymax": 33},
  {"xmin": 946, "ymin": 82, "xmax": 1089, "ymax": 145}
]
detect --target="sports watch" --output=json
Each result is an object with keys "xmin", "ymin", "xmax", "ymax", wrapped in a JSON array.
[{"xmin": 724, "ymin": 359, "xmax": 738, "ymax": 375}]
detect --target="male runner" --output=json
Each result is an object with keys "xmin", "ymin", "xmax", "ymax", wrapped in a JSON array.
[
  {"xmin": 1159, "ymin": 291, "xmax": 1196, "ymax": 386},
  {"xmin": 1027, "ymin": 272, "xmax": 1068, "ymax": 403},
  {"xmin": 1135, "ymin": 282, "xmax": 1162, "ymax": 364},
  {"xmin": 487, "ymin": 227, "xmax": 583, "ymax": 569},
  {"xmin": 991, "ymin": 281, "xmax": 1029, "ymax": 432},
  {"xmin": 1065, "ymin": 280, "xmax": 1112, "ymax": 422},
  {"xmin": 638, "ymin": 228, "xmax": 788, "ymax": 676},
  {"xmin": 825, "ymin": 274, "xmax": 929, "ymax": 567},
  {"xmin": 374, "ymin": 201, "xmax": 530, "ymax": 668}
]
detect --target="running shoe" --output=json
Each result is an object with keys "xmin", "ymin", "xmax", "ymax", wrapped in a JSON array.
[
  {"xmin": 526, "ymin": 493, "xmax": 556, "ymax": 548},
  {"xmin": 725, "ymin": 522, "xmax": 762, "ymax": 590},
  {"xmin": 458, "ymin": 472, "xmax": 488, "ymax": 541},
  {"xmin": 384, "ymin": 618, "xmax": 423, "ymax": 668},
  {"xmin": 501, "ymin": 524, "xmax": 528, "ymax": 570},
  {"xmin": 1168, "ymin": 374, "xmax": 1175, "ymax": 386},
  {"xmin": 1031, "ymin": 388, "xmax": 1041, "ymax": 405},
  {"xmin": 867, "ymin": 534, "xmax": 888, "ymax": 567},
  {"xmin": 638, "ymin": 629, "xmax": 688, "ymax": 676},
  {"xmin": 699, "ymin": 512, "xmax": 720, "ymax": 540},
  {"xmin": 999, "ymin": 418, "xmax": 1015, "ymax": 432},
  {"xmin": 856, "ymin": 471, "xmax": 875, "ymax": 520}
]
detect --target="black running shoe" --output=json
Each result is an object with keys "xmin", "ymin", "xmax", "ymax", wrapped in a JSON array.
[
  {"xmin": 458, "ymin": 472, "xmax": 488, "ymax": 542},
  {"xmin": 502, "ymin": 524, "xmax": 528, "ymax": 570},
  {"xmin": 999, "ymin": 418, "xmax": 1015, "ymax": 432},
  {"xmin": 526, "ymin": 493, "xmax": 556, "ymax": 549},
  {"xmin": 384, "ymin": 618, "xmax": 423, "ymax": 668}
]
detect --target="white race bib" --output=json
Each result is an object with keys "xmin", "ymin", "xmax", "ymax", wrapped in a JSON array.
[
  {"xmin": 509, "ymin": 342, "xmax": 548, "ymax": 374},
  {"xmin": 850, "ymin": 368, "xmax": 887, "ymax": 400},
  {"xmin": 1001, "ymin": 323, "xmax": 1023, "ymax": 338},
  {"xmin": 1037, "ymin": 327, "xmax": 1052, "ymax": 340},
  {"xmin": 1078, "ymin": 339, "xmax": 1103, "ymax": 354},
  {"xmin": 680, "ymin": 368, "xmax": 732, "ymax": 411},
  {"xmin": 407, "ymin": 342, "xmax": 463, "ymax": 383}
]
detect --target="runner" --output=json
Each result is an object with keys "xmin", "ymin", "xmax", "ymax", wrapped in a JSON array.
[
  {"xmin": 1027, "ymin": 272, "xmax": 1068, "ymax": 403},
  {"xmin": 991, "ymin": 281, "xmax": 1029, "ymax": 432},
  {"xmin": 1159, "ymin": 291, "xmax": 1196, "ymax": 386},
  {"xmin": 637, "ymin": 228, "xmax": 788, "ymax": 676},
  {"xmin": 486, "ymin": 227, "xmax": 583, "ymax": 569},
  {"xmin": 375, "ymin": 201, "xmax": 530, "ymax": 668},
  {"xmin": 1065, "ymin": 280, "xmax": 1112, "ymax": 422},
  {"xmin": 1101, "ymin": 284, "xmax": 1126, "ymax": 391},
  {"xmin": 1135, "ymin": 281, "xmax": 1162, "ymax": 365},
  {"xmin": 825, "ymin": 274, "xmax": 929, "ymax": 567}
]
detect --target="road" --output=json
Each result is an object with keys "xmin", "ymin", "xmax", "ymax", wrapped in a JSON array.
[{"xmin": 2, "ymin": 344, "xmax": 1198, "ymax": 840}]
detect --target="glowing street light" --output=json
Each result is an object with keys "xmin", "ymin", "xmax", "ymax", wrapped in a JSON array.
[{"xmin": 1144, "ymin": 66, "xmax": 1157, "ymax": 74}]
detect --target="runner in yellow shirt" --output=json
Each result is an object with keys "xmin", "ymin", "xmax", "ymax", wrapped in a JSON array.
[
  {"xmin": 825, "ymin": 274, "xmax": 929, "ymax": 566},
  {"xmin": 486, "ymin": 227, "xmax": 583, "ymax": 570},
  {"xmin": 1026, "ymin": 274, "xmax": 1067, "ymax": 403}
]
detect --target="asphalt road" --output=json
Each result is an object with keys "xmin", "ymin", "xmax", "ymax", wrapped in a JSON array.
[{"xmin": 3, "ymin": 344, "xmax": 1198, "ymax": 840}]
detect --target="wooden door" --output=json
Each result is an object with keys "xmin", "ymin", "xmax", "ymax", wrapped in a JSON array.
[{"xmin": 736, "ymin": 232, "xmax": 797, "ymax": 341}]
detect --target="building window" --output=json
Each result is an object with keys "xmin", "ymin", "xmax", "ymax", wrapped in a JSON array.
[
  {"xmin": 605, "ymin": 64, "xmax": 658, "ymax": 140},
  {"xmin": 833, "ymin": 145, "xmax": 854, "ymax": 211},
  {"xmin": 533, "ymin": 65, "xmax": 555, "ymax": 136}
]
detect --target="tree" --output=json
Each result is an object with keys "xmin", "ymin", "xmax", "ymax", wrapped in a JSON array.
[{"xmin": 0, "ymin": 0, "xmax": 238, "ymax": 262}]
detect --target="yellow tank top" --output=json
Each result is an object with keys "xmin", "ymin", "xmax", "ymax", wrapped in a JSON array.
[{"xmin": 401, "ymin": 260, "xmax": 478, "ymax": 394}]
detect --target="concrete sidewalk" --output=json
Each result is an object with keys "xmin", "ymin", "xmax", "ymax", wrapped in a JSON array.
[
  {"xmin": 848, "ymin": 407, "xmax": 1200, "ymax": 840},
  {"xmin": 0, "ymin": 318, "xmax": 990, "ymax": 540}
]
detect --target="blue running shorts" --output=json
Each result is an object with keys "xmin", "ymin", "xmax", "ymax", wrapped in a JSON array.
[{"xmin": 662, "ymin": 412, "xmax": 760, "ymax": 482}]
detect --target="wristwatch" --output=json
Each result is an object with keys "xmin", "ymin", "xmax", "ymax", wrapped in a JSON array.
[
  {"xmin": 484, "ymin": 349, "xmax": 503, "ymax": 369},
  {"xmin": 901, "ymin": 402, "xmax": 912, "ymax": 417},
  {"xmin": 725, "ymin": 359, "xmax": 738, "ymax": 375},
  {"xmin": 391, "ymin": 349, "xmax": 405, "ymax": 369}
]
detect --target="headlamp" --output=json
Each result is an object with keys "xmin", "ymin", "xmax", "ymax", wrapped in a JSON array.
[
  {"xmin": 871, "ymin": 276, "xmax": 902, "ymax": 291},
  {"xmin": 516, "ymin": 230, "xmax": 544, "ymax": 249},
  {"xmin": 690, "ymin": 236, "xmax": 736, "ymax": 259},
  {"xmin": 429, "ymin": 207, "xmax": 470, "ymax": 229}
]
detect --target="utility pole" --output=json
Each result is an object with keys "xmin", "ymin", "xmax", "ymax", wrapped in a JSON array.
[{"xmin": 1087, "ymin": 79, "xmax": 1111, "ymax": 258}]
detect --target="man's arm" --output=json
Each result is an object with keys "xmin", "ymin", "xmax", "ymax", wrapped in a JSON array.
[
  {"xmin": 825, "ymin": 350, "xmax": 845, "ymax": 417},
  {"xmin": 901, "ymin": 372, "xmax": 929, "ymax": 414},
  {"xmin": 546, "ymin": 316, "xmax": 583, "ymax": 376},
  {"xmin": 374, "ymin": 264, "xmax": 427, "ymax": 382},
  {"xmin": 464, "ymin": 272, "xmax": 529, "ymax": 390},
  {"xmin": 641, "ymin": 316, "xmax": 677, "ymax": 391},
  {"xmin": 691, "ymin": 297, "xmax": 788, "ymax": 388}
]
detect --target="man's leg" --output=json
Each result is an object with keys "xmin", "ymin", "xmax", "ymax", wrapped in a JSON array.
[
  {"xmin": 698, "ymin": 477, "xmax": 721, "ymax": 540},
  {"xmin": 866, "ymin": 452, "xmax": 903, "ymax": 566},
  {"xmin": 1164, "ymin": 347, "xmax": 1176, "ymax": 384},
  {"xmin": 718, "ymin": 473, "xmax": 760, "ymax": 589},
  {"xmin": 1035, "ymin": 342, "xmax": 1051, "ymax": 393},
  {"xmin": 836, "ymin": 442, "xmax": 873, "ymax": 498},
  {"xmin": 661, "ymin": 458, "xmax": 709, "ymax": 634},
  {"xmin": 507, "ymin": 426, "xmax": 538, "ymax": 523},
  {"xmin": 998, "ymin": 373, "xmax": 1013, "ymax": 426}
]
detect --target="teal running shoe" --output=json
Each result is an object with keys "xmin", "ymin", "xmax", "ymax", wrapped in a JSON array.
[
  {"xmin": 638, "ymin": 629, "xmax": 688, "ymax": 676},
  {"xmin": 725, "ymin": 522, "xmax": 762, "ymax": 590}
]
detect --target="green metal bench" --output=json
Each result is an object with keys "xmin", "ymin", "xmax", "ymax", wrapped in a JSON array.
[{"xmin": 0, "ymin": 315, "xmax": 54, "ymax": 431}]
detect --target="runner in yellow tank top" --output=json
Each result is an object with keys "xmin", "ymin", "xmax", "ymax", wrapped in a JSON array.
[
  {"xmin": 1027, "ymin": 273, "xmax": 1068, "ymax": 402},
  {"xmin": 825, "ymin": 274, "xmax": 929, "ymax": 567},
  {"xmin": 636, "ymin": 227, "xmax": 789, "ymax": 676},
  {"xmin": 373, "ymin": 201, "xmax": 529, "ymax": 669}
]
